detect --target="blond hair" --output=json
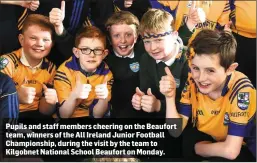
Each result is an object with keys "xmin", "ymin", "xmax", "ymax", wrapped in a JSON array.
[
  {"xmin": 105, "ymin": 11, "xmax": 139, "ymax": 34},
  {"xmin": 139, "ymin": 8, "xmax": 174, "ymax": 34}
]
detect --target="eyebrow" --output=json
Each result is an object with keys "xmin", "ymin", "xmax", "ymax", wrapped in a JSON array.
[
  {"xmin": 79, "ymin": 46, "xmax": 104, "ymax": 49},
  {"xmin": 191, "ymin": 64, "xmax": 215, "ymax": 69}
]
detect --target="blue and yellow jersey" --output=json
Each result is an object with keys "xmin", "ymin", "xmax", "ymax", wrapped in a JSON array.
[
  {"xmin": 54, "ymin": 55, "xmax": 113, "ymax": 118},
  {"xmin": 229, "ymin": 1, "xmax": 256, "ymax": 38},
  {"xmin": 155, "ymin": 0, "xmax": 229, "ymax": 44},
  {"xmin": 179, "ymin": 71, "xmax": 256, "ymax": 143},
  {"xmin": 0, "ymin": 48, "xmax": 56, "ymax": 112}
]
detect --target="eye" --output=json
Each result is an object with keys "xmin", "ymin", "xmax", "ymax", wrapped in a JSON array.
[
  {"xmin": 207, "ymin": 69, "xmax": 215, "ymax": 73},
  {"xmin": 143, "ymin": 40, "xmax": 150, "ymax": 44},
  {"xmin": 126, "ymin": 33, "xmax": 132, "ymax": 37},
  {"xmin": 30, "ymin": 37, "xmax": 36, "ymax": 40},
  {"xmin": 43, "ymin": 38, "xmax": 50, "ymax": 42},
  {"xmin": 192, "ymin": 66, "xmax": 199, "ymax": 71},
  {"xmin": 157, "ymin": 39, "xmax": 163, "ymax": 42},
  {"xmin": 113, "ymin": 34, "xmax": 120, "ymax": 38}
]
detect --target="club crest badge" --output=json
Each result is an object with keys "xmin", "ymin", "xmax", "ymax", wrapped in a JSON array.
[
  {"xmin": 237, "ymin": 92, "xmax": 250, "ymax": 110},
  {"xmin": 223, "ymin": 112, "xmax": 230, "ymax": 125},
  {"xmin": 187, "ymin": 1, "xmax": 192, "ymax": 8},
  {"xmin": 0, "ymin": 57, "xmax": 9, "ymax": 70},
  {"xmin": 129, "ymin": 62, "xmax": 140, "ymax": 72}
]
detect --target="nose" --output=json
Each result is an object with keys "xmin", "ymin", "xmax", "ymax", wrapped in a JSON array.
[
  {"xmin": 88, "ymin": 50, "xmax": 96, "ymax": 58},
  {"xmin": 120, "ymin": 35, "xmax": 126, "ymax": 43},
  {"xmin": 198, "ymin": 71, "xmax": 207, "ymax": 82},
  {"xmin": 36, "ymin": 39, "xmax": 44, "ymax": 46},
  {"xmin": 150, "ymin": 42, "xmax": 157, "ymax": 51}
]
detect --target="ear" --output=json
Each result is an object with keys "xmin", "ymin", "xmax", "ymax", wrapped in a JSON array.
[
  {"xmin": 73, "ymin": 47, "xmax": 80, "ymax": 58},
  {"xmin": 226, "ymin": 62, "xmax": 238, "ymax": 75},
  {"xmin": 18, "ymin": 34, "xmax": 24, "ymax": 46},
  {"xmin": 102, "ymin": 49, "xmax": 109, "ymax": 59}
]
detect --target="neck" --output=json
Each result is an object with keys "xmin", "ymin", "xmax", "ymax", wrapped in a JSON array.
[
  {"xmin": 24, "ymin": 53, "xmax": 42, "ymax": 68},
  {"xmin": 207, "ymin": 80, "xmax": 227, "ymax": 100}
]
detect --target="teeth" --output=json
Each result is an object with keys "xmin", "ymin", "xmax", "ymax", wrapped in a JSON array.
[
  {"xmin": 120, "ymin": 45, "xmax": 127, "ymax": 48},
  {"xmin": 201, "ymin": 83, "xmax": 209, "ymax": 86}
]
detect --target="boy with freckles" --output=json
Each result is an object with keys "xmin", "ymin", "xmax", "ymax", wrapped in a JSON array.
[
  {"xmin": 54, "ymin": 26, "xmax": 113, "ymax": 118},
  {"xmin": 0, "ymin": 14, "xmax": 57, "ymax": 119}
]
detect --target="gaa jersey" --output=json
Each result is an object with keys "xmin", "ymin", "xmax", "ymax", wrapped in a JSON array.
[
  {"xmin": 0, "ymin": 48, "xmax": 56, "ymax": 112},
  {"xmin": 54, "ymin": 55, "xmax": 113, "ymax": 118},
  {"xmin": 179, "ymin": 71, "xmax": 256, "ymax": 143},
  {"xmin": 229, "ymin": 1, "xmax": 256, "ymax": 38},
  {"xmin": 156, "ymin": 0, "xmax": 229, "ymax": 44}
]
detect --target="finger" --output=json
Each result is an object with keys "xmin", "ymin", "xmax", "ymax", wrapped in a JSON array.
[
  {"xmin": 164, "ymin": 67, "xmax": 172, "ymax": 76},
  {"xmin": 147, "ymin": 88, "xmax": 153, "ymax": 96},
  {"xmin": 136, "ymin": 87, "xmax": 145, "ymax": 96},
  {"xmin": 61, "ymin": 1, "xmax": 65, "ymax": 15},
  {"xmin": 76, "ymin": 73, "xmax": 82, "ymax": 85},
  {"xmin": 192, "ymin": 0, "xmax": 196, "ymax": 9}
]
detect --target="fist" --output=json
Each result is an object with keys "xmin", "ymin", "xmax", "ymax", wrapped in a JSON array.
[
  {"xmin": 95, "ymin": 84, "xmax": 108, "ymax": 99},
  {"xmin": 18, "ymin": 85, "xmax": 36, "ymax": 104}
]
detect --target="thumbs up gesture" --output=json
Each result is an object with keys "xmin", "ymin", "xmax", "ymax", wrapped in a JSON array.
[
  {"xmin": 95, "ymin": 76, "xmax": 109, "ymax": 100},
  {"xmin": 159, "ymin": 67, "xmax": 176, "ymax": 98},
  {"xmin": 124, "ymin": 0, "xmax": 134, "ymax": 8},
  {"xmin": 131, "ymin": 87, "xmax": 145, "ymax": 110},
  {"xmin": 140, "ymin": 88, "xmax": 160, "ymax": 113},
  {"xmin": 42, "ymin": 84, "xmax": 58, "ymax": 105},
  {"xmin": 187, "ymin": 1, "xmax": 206, "ymax": 30},
  {"xmin": 49, "ymin": 0, "xmax": 65, "ymax": 35},
  {"xmin": 18, "ymin": 77, "xmax": 36, "ymax": 104},
  {"xmin": 73, "ymin": 74, "xmax": 92, "ymax": 99}
]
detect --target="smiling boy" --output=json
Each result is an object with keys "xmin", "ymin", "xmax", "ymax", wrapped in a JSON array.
[
  {"xmin": 160, "ymin": 29, "xmax": 256, "ymax": 161},
  {"xmin": 54, "ymin": 26, "xmax": 113, "ymax": 118}
]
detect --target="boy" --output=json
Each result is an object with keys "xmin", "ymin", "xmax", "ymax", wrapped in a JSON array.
[
  {"xmin": 131, "ymin": 9, "xmax": 191, "ymax": 118},
  {"xmin": 0, "ymin": 14, "xmax": 58, "ymax": 119},
  {"xmin": 54, "ymin": 26, "xmax": 113, "ymax": 118},
  {"xmin": 104, "ymin": 11, "xmax": 145, "ymax": 118},
  {"xmin": 160, "ymin": 29, "xmax": 256, "ymax": 161}
]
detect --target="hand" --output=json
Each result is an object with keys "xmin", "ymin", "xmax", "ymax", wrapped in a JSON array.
[
  {"xmin": 20, "ymin": 0, "xmax": 40, "ymax": 11},
  {"xmin": 159, "ymin": 67, "xmax": 176, "ymax": 98},
  {"xmin": 72, "ymin": 74, "xmax": 92, "ymax": 99},
  {"xmin": 49, "ymin": 1, "xmax": 65, "ymax": 35},
  {"xmin": 95, "ymin": 76, "xmax": 109, "ymax": 100},
  {"xmin": 187, "ymin": 1, "xmax": 206, "ymax": 30},
  {"xmin": 131, "ymin": 87, "xmax": 145, "ymax": 110},
  {"xmin": 141, "ymin": 88, "xmax": 160, "ymax": 113},
  {"xmin": 18, "ymin": 77, "xmax": 36, "ymax": 104},
  {"xmin": 224, "ymin": 21, "xmax": 232, "ymax": 32},
  {"xmin": 124, "ymin": 0, "xmax": 134, "ymax": 8},
  {"xmin": 42, "ymin": 84, "xmax": 58, "ymax": 105}
]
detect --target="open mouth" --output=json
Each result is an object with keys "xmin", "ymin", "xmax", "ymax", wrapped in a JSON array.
[
  {"xmin": 118, "ymin": 45, "xmax": 129, "ymax": 51},
  {"xmin": 198, "ymin": 82, "xmax": 211, "ymax": 89},
  {"xmin": 32, "ymin": 49, "xmax": 44, "ymax": 52}
]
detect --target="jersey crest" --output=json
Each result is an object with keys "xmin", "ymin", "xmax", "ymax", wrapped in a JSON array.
[
  {"xmin": 129, "ymin": 62, "xmax": 140, "ymax": 72},
  {"xmin": 237, "ymin": 92, "xmax": 250, "ymax": 110},
  {"xmin": 0, "ymin": 57, "xmax": 9, "ymax": 70}
]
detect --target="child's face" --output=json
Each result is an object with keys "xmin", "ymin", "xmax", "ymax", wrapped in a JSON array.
[
  {"xmin": 143, "ymin": 30, "xmax": 177, "ymax": 61},
  {"xmin": 109, "ymin": 24, "xmax": 137, "ymax": 56},
  {"xmin": 191, "ymin": 54, "xmax": 228, "ymax": 95},
  {"xmin": 19, "ymin": 25, "xmax": 53, "ymax": 61},
  {"xmin": 73, "ymin": 38, "xmax": 108, "ymax": 72}
]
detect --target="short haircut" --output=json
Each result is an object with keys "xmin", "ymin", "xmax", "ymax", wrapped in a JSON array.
[
  {"xmin": 139, "ymin": 8, "xmax": 174, "ymax": 35},
  {"xmin": 105, "ymin": 11, "xmax": 139, "ymax": 34},
  {"xmin": 75, "ymin": 26, "xmax": 106, "ymax": 48},
  {"xmin": 190, "ymin": 29, "xmax": 237, "ymax": 70},
  {"xmin": 22, "ymin": 14, "xmax": 54, "ymax": 39}
]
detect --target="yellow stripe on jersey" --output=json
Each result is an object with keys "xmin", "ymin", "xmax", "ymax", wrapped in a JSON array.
[{"xmin": 18, "ymin": 8, "xmax": 28, "ymax": 31}]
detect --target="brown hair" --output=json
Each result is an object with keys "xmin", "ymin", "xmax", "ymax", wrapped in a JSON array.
[
  {"xmin": 75, "ymin": 26, "xmax": 107, "ymax": 48},
  {"xmin": 22, "ymin": 14, "xmax": 54, "ymax": 39},
  {"xmin": 139, "ymin": 8, "xmax": 174, "ymax": 35},
  {"xmin": 190, "ymin": 29, "xmax": 237, "ymax": 70},
  {"xmin": 105, "ymin": 11, "xmax": 139, "ymax": 34}
]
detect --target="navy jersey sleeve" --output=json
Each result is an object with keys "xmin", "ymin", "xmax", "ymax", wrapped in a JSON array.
[{"xmin": 0, "ymin": 72, "xmax": 19, "ymax": 119}]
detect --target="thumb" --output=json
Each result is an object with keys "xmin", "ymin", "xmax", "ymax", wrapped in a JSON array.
[
  {"xmin": 42, "ymin": 84, "xmax": 48, "ymax": 91},
  {"xmin": 61, "ymin": 0, "xmax": 65, "ymax": 14},
  {"xmin": 147, "ymin": 88, "xmax": 153, "ymax": 96},
  {"xmin": 164, "ymin": 67, "xmax": 173, "ymax": 76},
  {"xmin": 136, "ymin": 87, "xmax": 145, "ymax": 96},
  {"xmin": 102, "ymin": 75, "xmax": 108, "ymax": 84},
  {"xmin": 190, "ymin": 0, "xmax": 196, "ymax": 11}
]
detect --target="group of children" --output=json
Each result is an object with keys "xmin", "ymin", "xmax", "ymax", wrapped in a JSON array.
[{"xmin": 0, "ymin": 0, "xmax": 256, "ymax": 162}]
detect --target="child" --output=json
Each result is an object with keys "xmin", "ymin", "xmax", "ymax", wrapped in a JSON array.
[
  {"xmin": 54, "ymin": 26, "xmax": 113, "ymax": 118},
  {"xmin": 131, "ymin": 9, "xmax": 192, "ymax": 118},
  {"xmin": 0, "ymin": 14, "xmax": 58, "ymax": 119},
  {"xmin": 104, "ymin": 10, "xmax": 145, "ymax": 118},
  {"xmin": 160, "ymin": 29, "xmax": 256, "ymax": 161}
]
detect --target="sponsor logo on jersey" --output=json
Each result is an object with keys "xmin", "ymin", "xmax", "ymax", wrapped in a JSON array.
[{"xmin": 237, "ymin": 92, "xmax": 249, "ymax": 110}]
